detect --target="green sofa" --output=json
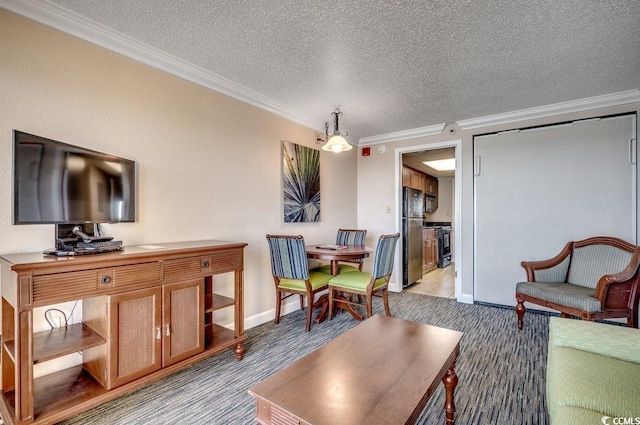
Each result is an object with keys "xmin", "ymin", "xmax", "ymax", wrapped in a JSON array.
[{"xmin": 547, "ymin": 317, "xmax": 640, "ymax": 423}]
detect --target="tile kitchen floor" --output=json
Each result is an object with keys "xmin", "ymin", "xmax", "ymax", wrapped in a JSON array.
[{"xmin": 407, "ymin": 264, "xmax": 455, "ymax": 299}]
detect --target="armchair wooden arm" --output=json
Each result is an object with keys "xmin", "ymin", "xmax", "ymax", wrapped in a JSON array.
[{"xmin": 595, "ymin": 248, "xmax": 640, "ymax": 310}]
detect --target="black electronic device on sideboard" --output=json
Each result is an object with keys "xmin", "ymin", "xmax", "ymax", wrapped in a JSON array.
[{"xmin": 12, "ymin": 130, "xmax": 135, "ymax": 255}]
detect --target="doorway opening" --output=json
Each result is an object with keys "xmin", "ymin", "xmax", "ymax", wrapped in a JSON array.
[{"xmin": 395, "ymin": 140, "xmax": 461, "ymax": 301}]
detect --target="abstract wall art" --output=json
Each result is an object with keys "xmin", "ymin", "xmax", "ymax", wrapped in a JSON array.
[{"xmin": 282, "ymin": 141, "xmax": 320, "ymax": 222}]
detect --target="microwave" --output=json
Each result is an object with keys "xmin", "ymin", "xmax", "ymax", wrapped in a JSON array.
[{"xmin": 424, "ymin": 194, "xmax": 437, "ymax": 213}]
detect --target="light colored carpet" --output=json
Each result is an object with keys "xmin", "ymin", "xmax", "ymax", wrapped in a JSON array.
[{"xmin": 60, "ymin": 292, "xmax": 550, "ymax": 424}]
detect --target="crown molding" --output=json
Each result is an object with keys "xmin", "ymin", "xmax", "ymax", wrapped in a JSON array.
[
  {"xmin": 359, "ymin": 123, "xmax": 446, "ymax": 146},
  {"xmin": 0, "ymin": 0, "xmax": 320, "ymax": 131},
  {"xmin": 456, "ymin": 89, "xmax": 640, "ymax": 131}
]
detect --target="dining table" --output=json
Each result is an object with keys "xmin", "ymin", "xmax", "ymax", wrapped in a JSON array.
[
  {"xmin": 306, "ymin": 244, "xmax": 374, "ymax": 321},
  {"xmin": 305, "ymin": 244, "xmax": 373, "ymax": 276}
]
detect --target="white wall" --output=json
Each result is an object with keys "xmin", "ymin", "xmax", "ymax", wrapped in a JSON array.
[
  {"xmin": 0, "ymin": 10, "xmax": 358, "ymax": 330},
  {"xmin": 358, "ymin": 105, "xmax": 640, "ymax": 303}
]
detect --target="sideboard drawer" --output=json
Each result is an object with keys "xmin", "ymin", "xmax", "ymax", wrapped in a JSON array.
[
  {"xmin": 32, "ymin": 262, "xmax": 161, "ymax": 305},
  {"xmin": 210, "ymin": 249, "xmax": 243, "ymax": 274},
  {"xmin": 113, "ymin": 262, "xmax": 162, "ymax": 292},
  {"xmin": 163, "ymin": 249, "xmax": 243, "ymax": 282},
  {"xmin": 164, "ymin": 256, "xmax": 211, "ymax": 282},
  {"xmin": 33, "ymin": 269, "xmax": 99, "ymax": 305}
]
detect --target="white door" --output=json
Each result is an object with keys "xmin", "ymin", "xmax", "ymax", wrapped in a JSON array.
[{"xmin": 474, "ymin": 114, "xmax": 637, "ymax": 306}]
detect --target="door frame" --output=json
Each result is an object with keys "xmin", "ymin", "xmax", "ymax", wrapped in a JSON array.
[{"xmin": 394, "ymin": 139, "xmax": 464, "ymax": 302}]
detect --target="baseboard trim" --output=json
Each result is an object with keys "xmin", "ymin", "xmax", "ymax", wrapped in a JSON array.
[{"xmin": 458, "ymin": 293, "xmax": 474, "ymax": 304}]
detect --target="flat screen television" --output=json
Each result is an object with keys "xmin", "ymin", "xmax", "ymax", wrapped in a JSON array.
[{"xmin": 13, "ymin": 130, "xmax": 136, "ymax": 225}]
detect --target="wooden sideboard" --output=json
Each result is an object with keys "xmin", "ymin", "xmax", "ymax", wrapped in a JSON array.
[{"xmin": 0, "ymin": 240, "xmax": 247, "ymax": 425}]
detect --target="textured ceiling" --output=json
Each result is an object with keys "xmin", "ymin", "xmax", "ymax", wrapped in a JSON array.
[{"xmin": 42, "ymin": 0, "xmax": 640, "ymax": 141}]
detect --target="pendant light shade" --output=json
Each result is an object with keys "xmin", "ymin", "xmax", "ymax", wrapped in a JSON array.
[{"xmin": 322, "ymin": 109, "xmax": 352, "ymax": 153}]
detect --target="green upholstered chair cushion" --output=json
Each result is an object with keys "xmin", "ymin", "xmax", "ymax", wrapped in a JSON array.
[
  {"xmin": 566, "ymin": 244, "xmax": 633, "ymax": 289},
  {"xmin": 547, "ymin": 347, "xmax": 640, "ymax": 420},
  {"xmin": 312, "ymin": 264, "xmax": 360, "ymax": 275},
  {"xmin": 277, "ymin": 270, "xmax": 332, "ymax": 291},
  {"xmin": 328, "ymin": 271, "xmax": 386, "ymax": 291},
  {"xmin": 516, "ymin": 281, "xmax": 601, "ymax": 312}
]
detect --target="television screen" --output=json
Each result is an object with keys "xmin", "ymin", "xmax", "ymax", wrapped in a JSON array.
[{"xmin": 13, "ymin": 131, "xmax": 136, "ymax": 224}]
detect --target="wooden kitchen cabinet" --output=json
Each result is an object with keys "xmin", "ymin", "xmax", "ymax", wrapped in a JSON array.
[
  {"xmin": 424, "ymin": 174, "xmax": 438, "ymax": 197},
  {"xmin": 402, "ymin": 167, "xmax": 412, "ymax": 187},
  {"xmin": 422, "ymin": 228, "xmax": 439, "ymax": 274},
  {"xmin": 402, "ymin": 166, "xmax": 424, "ymax": 191},
  {"xmin": 403, "ymin": 165, "xmax": 438, "ymax": 205},
  {"xmin": 0, "ymin": 240, "xmax": 246, "ymax": 425}
]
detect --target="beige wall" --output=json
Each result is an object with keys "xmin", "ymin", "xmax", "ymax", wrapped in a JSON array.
[
  {"xmin": 0, "ymin": 10, "xmax": 358, "ymax": 330},
  {"xmin": 358, "ymin": 104, "xmax": 640, "ymax": 301}
]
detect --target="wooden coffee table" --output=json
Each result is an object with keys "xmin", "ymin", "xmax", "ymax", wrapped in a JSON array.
[{"xmin": 249, "ymin": 315, "xmax": 463, "ymax": 425}]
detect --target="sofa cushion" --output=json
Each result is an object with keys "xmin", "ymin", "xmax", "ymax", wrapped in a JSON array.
[
  {"xmin": 567, "ymin": 244, "xmax": 633, "ymax": 289},
  {"xmin": 552, "ymin": 405, "xmax": 614, "ymax": 424},
  {"xmin": 516, "ymin": 281, "xmax": 601, "ymax": 312},
  {"xmin": 547, "ymin": 346, "xmax": 640, "ymax": 420}
]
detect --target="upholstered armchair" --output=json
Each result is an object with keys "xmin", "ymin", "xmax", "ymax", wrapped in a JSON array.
[{"xmin": 515, "ymin": 236, "xmax": 640, "ymax": 329}]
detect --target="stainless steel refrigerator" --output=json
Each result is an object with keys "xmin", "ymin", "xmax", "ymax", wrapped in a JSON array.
[{"xmin": 403, "ymin": 186, "xmax": 423, "ymax": 287}]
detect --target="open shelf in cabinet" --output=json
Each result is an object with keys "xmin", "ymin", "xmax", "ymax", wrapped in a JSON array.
[
  {"xmin": 204, "ymin": 323, "xmax": 236, "ymax": 351},
  {"xmin": 32, "ymin": 324, "xmax": 106, "ymax": 364},
  {"xmin": 205, "ymin": 293, "xmax": 234, "ymax": 313},
  {"xmin": 3, "ymin": 339, "xmax": 17, "ymax": 363},
  {"xmin": 2, "ymin": 365, "xmax": 107, "ymax": 422}
]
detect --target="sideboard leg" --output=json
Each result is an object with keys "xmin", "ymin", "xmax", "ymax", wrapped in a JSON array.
[{"xmin": 234, "ymin": 342, "xmax": 245, "ymax": 361}]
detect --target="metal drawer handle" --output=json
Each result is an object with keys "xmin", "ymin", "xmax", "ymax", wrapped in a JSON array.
[
  {"xmin": 100, "ymin": 275, "xmax": 112, "ymax": 285},
  {"xmin": 202, "ymin": 261, "xmax": 209, "ymax": 269}
]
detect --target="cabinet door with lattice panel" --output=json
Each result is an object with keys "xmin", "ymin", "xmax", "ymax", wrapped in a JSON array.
[
  {"xmin": 108, "ymin": 287, "xmax": 162, "ymax": 388},
  {"xmin": 162, "ymin": 279, "xmax": 204, "ymax": 367}
]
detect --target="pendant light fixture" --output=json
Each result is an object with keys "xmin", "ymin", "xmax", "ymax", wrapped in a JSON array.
[{"xmin": 322, "ymin": 108, "xmax": 352, "ymax": 153}]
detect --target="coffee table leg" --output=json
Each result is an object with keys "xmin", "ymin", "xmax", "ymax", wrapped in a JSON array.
[{"xmin": 443, "ymin": 363, "xmax": 458, "ymax": 424}]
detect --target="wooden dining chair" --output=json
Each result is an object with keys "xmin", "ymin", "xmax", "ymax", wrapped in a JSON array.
[
  {"xmin": 315, "ymin": 229, "xmax": 367, "ymax": 275},
  {"xmin": 266, "ymin": 234, "xmax": 332, "ymax": 331},
  {"xmin": 328, "ymin": 233, "xmax": 400, "ymax": 319}
]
